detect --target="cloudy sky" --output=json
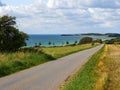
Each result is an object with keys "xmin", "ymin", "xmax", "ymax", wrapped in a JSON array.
[{"xmin": 0, "ymin": 0, "xmax": 120, "ymax": 34}]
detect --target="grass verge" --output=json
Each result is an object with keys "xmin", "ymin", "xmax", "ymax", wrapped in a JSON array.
[{"xmin": 61, "ymin": 45, "xmax": 104, "ymax": 90}]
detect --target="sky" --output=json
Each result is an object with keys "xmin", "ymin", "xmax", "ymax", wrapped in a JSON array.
[{"xmin": 0, "ymin": 0, "xmax": 120, "ymax": 34}]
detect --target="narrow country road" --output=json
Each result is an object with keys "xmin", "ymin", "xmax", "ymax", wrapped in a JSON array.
[{"xmin": 0, "ymin": 45, "xmax": 103, "ymax": 90}]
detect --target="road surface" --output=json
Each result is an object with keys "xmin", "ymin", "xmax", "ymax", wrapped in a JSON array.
[{"xmin": 0, "ymin": 45, "xmax": 103, "ymax": 90}]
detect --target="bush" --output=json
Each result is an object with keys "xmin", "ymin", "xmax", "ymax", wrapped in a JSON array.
[
  {"xmin": 79, "ymin": 37, "xmax": 93, "ymax": 44},
  {"xmin": 105, "ymin": 38, "xmax": 120, "ymax": 44},
  {"xmin": 93, "ymin": 39, "xmax": 102, "ymax": 44}
]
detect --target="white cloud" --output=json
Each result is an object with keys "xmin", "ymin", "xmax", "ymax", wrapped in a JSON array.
[
  {"xmin": 0, "ymin": 0, "xmax": 120, "ymax": 34},
  {"xmin": 78, "ymin": 0, "xmax": 120, "ymax": 8}
]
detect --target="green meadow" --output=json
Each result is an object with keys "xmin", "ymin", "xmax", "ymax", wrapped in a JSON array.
[{"xmin": 41, "ymin": 44, "xmax": 97, "ymax": 58}]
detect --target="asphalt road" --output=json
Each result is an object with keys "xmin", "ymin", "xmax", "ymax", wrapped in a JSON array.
[{"xmin": 0, "ymin": 45, "xmax": 103, "ymax": 90}]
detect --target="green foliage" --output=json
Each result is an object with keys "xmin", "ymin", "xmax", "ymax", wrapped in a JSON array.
[
  {"xmin": 66, "ymin": 41, "xmax": 69, "ymax": 45},
  {"xmin": 0, "ymin": 49, "xmax": 54, "ymax": 77},
  {"xmin": 0, "ymin": 15, "xmax": 28, "ymax": 52},
  {"xmin": 105, "ymin": 38, "xmax": 120, "ymax": 44},
  {"xmin": 93, "ymin": 39, "xmax": 103, "ymax": 44},
  {"xmin": 79, "ymin": 37, "xmax": 93, "ymax": 44},
  {"xmin": 74, "ymin": 41, "xmax": 78, "ymax": 44},
  {"xmin": 42, "ymin": 44, "xmax": 98, "ymax": 59},
  {"xmin": 48, "ymin": 41, "xmax": 52, "ymax": 46}
]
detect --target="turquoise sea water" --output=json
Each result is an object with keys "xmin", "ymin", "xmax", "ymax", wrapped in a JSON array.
[
  {"xmin": 26, "ymin": 35, "xmax": 83, "ymax": 47},
  {"xmin": 26, "ymin": 34, "xmax": 113, "ymax": 47}
]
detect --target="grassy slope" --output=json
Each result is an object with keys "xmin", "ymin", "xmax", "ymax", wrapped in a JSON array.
[
  {"xmin": 61, "ymin": 44, "xmax": 120, "ymax": 90},
  {"xmin": 0, "ymin": 44, "xmax": 97, "ymax": 77},
  {"xmin": 42, "ymin": 44, "xmax": 97, "ymax": 58},
  {"xmin": 0, "ymin": 51, "xmax": 54, "ymax": 77}
]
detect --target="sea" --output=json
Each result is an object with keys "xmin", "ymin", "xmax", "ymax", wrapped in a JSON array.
[
  {"xmin": 26, "ymin": 34, "xmax": 113, "ymax": 47},
  {"xmin": 26, "ymin": 35, "xmax": 83, "ymax": 47}
]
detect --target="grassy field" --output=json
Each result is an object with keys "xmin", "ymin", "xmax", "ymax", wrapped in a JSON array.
[
  {"xmin": 41, "ymin": 44, "xmax": 97, "ymax": 58},
  {"xmin": 61, "ymin": 44, "xmax": 120, "ymax": 90},
  {"xmin": 0, "ymin": 44, "xmax": 98, "ymax": 77},
  {"xmin": 102, "ymin": 45, "xmax": 120, "ymax": 90}
]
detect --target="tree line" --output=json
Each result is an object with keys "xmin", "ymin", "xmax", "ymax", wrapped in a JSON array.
[{"xmin": 34, "ymin": 37, "xmax": 103, "ymax": 47}]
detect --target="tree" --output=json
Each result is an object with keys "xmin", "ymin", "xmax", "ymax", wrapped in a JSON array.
[
  {"xmin": 66, "ymin": 41, "xmax": 69, "ymax": 45},
  {"xmin": 39, "ymin": 42, "xmax": 42, "ymax": 46},
  {"xmin": 93, "ymin": 39, "xmax": 102, "ymax": 44},
  {"xmin": 79, "ymin": 37, "xmax": 93, "ymax": 44},
  {"xmin": 48, "ymin": 41, "xmax": 52, "ymax": 46},
  {"xmin": 0, "ymin": 15, "xmax": 28, "ymax": 52},
  {"xmin": 35, "ymin": 43, "xmax": 38, "ymax": 47},
  {"xmin": 74, "ymin": 41, "xmax": 78, "ymax": 45}
]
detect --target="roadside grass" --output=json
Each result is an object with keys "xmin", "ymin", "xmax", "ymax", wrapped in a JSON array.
[
  {"xmin": 0, "ymin": 50, "xmax": 54, "ymax": 77},
  {"xmin": 41, "ymin": 44, "xmax": 98, "ymax": 58},
  {"xmin": 61, "ymin": 44, "xmax": 120, "ymax": 90},
  {"xmin": 0, "ymin": 43, "xmax": 99, "ymax": 78},
  {"xmin": 61, "ymin": 45, "xmax": 104, "ymax": 90}
]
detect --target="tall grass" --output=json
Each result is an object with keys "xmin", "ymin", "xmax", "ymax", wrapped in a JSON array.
[
  {"xmin": 0, "ymin": 50, "xmax": 54, "ymax": 77},
  {"xmin": 103, "ymin": 45, "xmax": 120, "ymax": 90}
]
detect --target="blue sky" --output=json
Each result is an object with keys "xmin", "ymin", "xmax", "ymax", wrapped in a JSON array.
[
  {"xmin": 1, "ymin": 0, "xmax": 34, "ymax": 6},
  {"xmin": 0, "ymin": 0, "xmax": 120, "ymax": 34}
]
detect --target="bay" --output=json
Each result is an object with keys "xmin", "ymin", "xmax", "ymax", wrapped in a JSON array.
[{"xmin": 26, "ymin": 34, "xmax": 83, "ymax": 47}]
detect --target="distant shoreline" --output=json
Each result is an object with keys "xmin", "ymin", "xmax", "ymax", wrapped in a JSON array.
[
  {"xmin": 61, "ymin": 34, "xmax": 81, "ymax": 36},
  {"xmin": 61, "ymin": 33, "xmax": 120, "ymax": 37}
]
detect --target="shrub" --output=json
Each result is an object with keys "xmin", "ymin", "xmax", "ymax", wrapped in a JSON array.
[
  {"xmin": 79, "ymin": 37, "xmax": 93, "ymax": 44},
  {"xmin": 105, "ymin": 38, "xmax": 120, "ymax": 44}
]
